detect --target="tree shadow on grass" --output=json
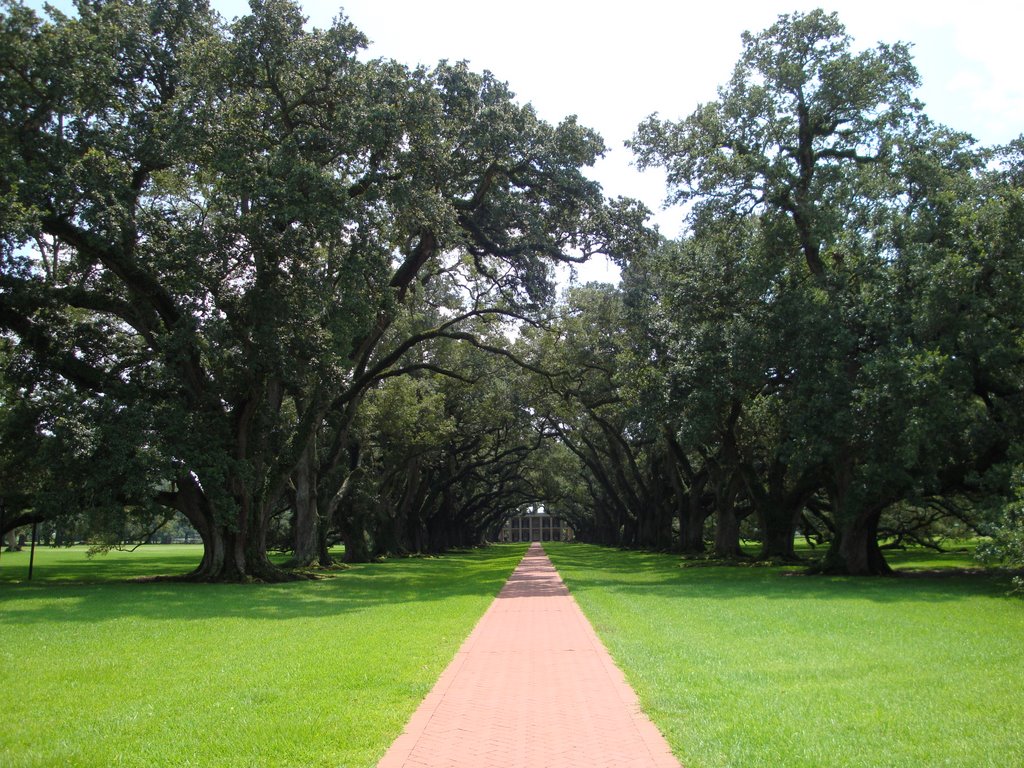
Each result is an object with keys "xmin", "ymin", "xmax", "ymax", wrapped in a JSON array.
[
  {"xmin": 0, "ymin": 547, "xmax": 203, "ymax": 584},
  {"xmin": 0, "ymin": 544, "xmax": 530, "ymax": 625},
  {"xmin": 544, "ymin": 543, "xmax": 1016, "ymax": 604}
]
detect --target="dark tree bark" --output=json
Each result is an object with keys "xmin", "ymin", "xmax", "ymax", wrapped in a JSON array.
[
  {"xmin": 291, "ymin": 437, "xmax": 331, "ymax": 567},
  {"xmin": 680, "ymin": 472, "xmax": 710, "ymax": 555},
  {"xmin": 817, "ymin": 506, "xmax": 892, "ymax": 576},
  {"xmin": 164, "ymin": 473, "xmax": 296, "ymax": 582},
  {"xmin": 663, "ymin": 430, "xmax": 710, "ymax": 555},
  {"xmin": 759, "ymin": 501, "xmax": 802, "ymax": 560},
  {"xmin": 713, "ymin": 493, "xmax": 747, "ymax": 559},
  {"xmin": 742, "ymin": 459, "xmax": 819, "ymax": 561},
  {"xmin": 714, "ymin": 505, "xmax": 741, "ymax": 558},
  {"xmin": 815, "ymin": 460, "xmax": 893, "ymax": 575}
]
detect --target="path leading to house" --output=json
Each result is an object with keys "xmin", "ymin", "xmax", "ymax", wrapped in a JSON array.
[{"xmin": 377, "ymin": 542, "xmax": 682, "ymax": 768}]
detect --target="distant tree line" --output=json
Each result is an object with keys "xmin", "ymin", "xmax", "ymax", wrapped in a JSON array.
[{"xmin": 2, "ymin": 3, "xmax": 1021, "ymax": 578}]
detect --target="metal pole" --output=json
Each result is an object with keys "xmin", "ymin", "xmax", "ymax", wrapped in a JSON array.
[
  {"xmin": 0, "ymin": 496, "xmax": 5, "ymax": 563},
  {"xmin": 28, "ymin": 520, "xmax": 38, "ymax": 581}
]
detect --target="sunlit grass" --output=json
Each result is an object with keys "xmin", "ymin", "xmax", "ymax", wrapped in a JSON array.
[
  {"xmin": 0, "ymin": 543, "xmax": 345, "ymax": 583},
  {"xmin": 0, "ymin": 543, "xmax": 206, "ymax": 583},
  {"xmin": 0, "ymin": 543, "xmax": 527, "ymax": 768},
  {"xmin": 546, "ymin": 542, "xmax": 1023, "ymax": 768}
]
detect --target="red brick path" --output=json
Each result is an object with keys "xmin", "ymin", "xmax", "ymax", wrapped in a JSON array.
[{"xmin": 377, "ymin": 543, "xmax": 682, "ymax": 768}]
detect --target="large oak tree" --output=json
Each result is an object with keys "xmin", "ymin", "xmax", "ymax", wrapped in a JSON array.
[
  {"xmin": 0, "ymin": 0, "xmax": 638, "ymax": 579},
  {"xmin": 628, "ymin": 10, "xmax": 1024, "ymax": 574}
]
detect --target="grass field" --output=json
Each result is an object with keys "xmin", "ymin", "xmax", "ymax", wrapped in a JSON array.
[
  {"xmin": 545, "ymin": 542, "xmax": 1024, "ymax": 768},
  {"xmin": 0, "ymin": 543, "xmax": 336, "ymax": 584},
  {"xmin": 0, "ymin": 543, "xmax": 528, "ymax": 768},
  {"xmin": 1, "ymin": 543, "xmax": 213, "ymax": 583},
  {"xmin": 4, "ymin": 542, "xmax": 1021, "ymax": 767}
]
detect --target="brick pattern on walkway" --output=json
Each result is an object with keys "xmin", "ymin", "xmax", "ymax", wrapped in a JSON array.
[{"xmin": 377, "ymin": 543, "xmax": 682, "ymax": 768}]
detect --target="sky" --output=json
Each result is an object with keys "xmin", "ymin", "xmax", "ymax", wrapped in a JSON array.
[
  {"xmin": 32, "ymin": 0, "xmax": 1024, "ymax": 280},
  {"xmin": 256, "ymin": 2, "xmax": 1022, "ymax": 216},
  {"xmin": 230, "ymin": 0, "xmax": 1022, "ymax": 282}
]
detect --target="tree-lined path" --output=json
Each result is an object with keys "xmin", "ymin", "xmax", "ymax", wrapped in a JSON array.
[{"xmin": 377, "ymin": 543, "xmax": 681, "ymax": 768}]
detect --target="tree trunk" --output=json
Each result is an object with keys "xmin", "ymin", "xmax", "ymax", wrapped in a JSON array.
[
  {"xmin": 186, "ymin": 517, "xmax": 290, "ymax": 581},
  {"xmin": 640, "ymin": 464, "xmax": 674, "ymax": 550},
  {"xmin": 292, "ymin": 438, "xmax": 330, "ymax": 567},
  {"xmin": 341, "ymin": 528, "xmax": 372, "ymax": 563},
  {"xmin": 816, "ymin": 465, "xmax": 892, "ymax": 576},
  {"xmin": 171, "ymin": 473, "xmax": 295, "ymax": 582},
  {"xmin": 590, "ymin": 501, "xmax": 617, "ymax": 546},
  {"xmin": 817, "ymin": 507, "xmax": 892, "ymax": 575},
  {"xmin": 338, "ymin": 495, "xmax": 375, "ymax": 563},
  {"xmin": 427, "ymin": 512, "xmax": 448, "ymax": 554},
  {"xmin": 714, "ymin": 502, "xmax": 744, "ymax": 558},
  {"xmin": 680, "ymin": 473, "xmax": 709, "ymax": 555},
  {"xmin": 387, "ymin": 457, "xmax": 426, "ymax": 555},
  {"xmin": 338, "ymin": 495, "xmax": 375, "ymax": 564},
  {"xmin": 758, "ymin": 502, "xmax": 800, "ymax": 561},
  {"xmin": 711, "ymin": 463, "xmax": 745, "ymax": 558}
]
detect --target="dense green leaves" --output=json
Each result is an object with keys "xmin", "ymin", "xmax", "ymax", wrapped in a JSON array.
[
  {"xmin": 534, "ymin": 10, "xmax": 1024, "ymax": 574},
  {"xmin": 632, "ymin": 9, "xmax": 922, "ymax": 279},
  {"xmin": 0, "ymin": 0, "xmax": 634, "ymax": 578},
  {"xmin": 2, "ymin": 4, "xmax": 1021, "ymax": 580}
]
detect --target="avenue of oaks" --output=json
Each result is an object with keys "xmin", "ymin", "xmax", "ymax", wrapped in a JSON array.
[{"xmin": 2, "ymin": 2, "xmax": 1022, "ymax": 578}]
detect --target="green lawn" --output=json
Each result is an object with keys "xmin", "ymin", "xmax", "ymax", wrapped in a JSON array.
[
  {"xmin": 0, "ymin": 543, "xmax": 338, "ymax": 584},
  {"xmin": 5, "ymin": 542, "xmax": 1020, "ymax": 767},
  {"xmin": 545, "ymin": 542, "xmax": 1024, "ymax": 768},
  {"xmin": 0, "ymin": 543, "xmax": 211, "ymax": 583},
  {"xmin": 0, "ymin": 543, "xmax": 527, "ymax": 768}
]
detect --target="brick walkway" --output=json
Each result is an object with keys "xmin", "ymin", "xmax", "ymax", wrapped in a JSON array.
[{"xmin": 377, "ymin": 543, "xmax": 682, "ymax": 768}]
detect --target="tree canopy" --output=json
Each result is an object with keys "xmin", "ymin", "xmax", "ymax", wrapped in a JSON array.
[
  {"xmin": 0, "ymin": 0, "xmax": 642, "ymax": 579},
  {"xmin": 2, "ymin": 4, "xmax": 1022, "ymax": 579}
]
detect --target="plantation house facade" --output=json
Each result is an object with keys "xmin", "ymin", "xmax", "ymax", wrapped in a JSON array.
[{"xmin": 498, "ymin": 507, "xmax": 573, "ymax": 543}]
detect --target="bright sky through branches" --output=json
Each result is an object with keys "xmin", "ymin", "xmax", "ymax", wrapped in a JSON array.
[
  {"xmin": 269, "ymin": 2, "xmax": 1023, "ymax": 230},
  {"xmin": 267, "ymin": 0, "xmax": 1023, "ymax": 282},
  {"xmin": 33, "ymin": 0, "xmax": 1024, "ymax": 279}
]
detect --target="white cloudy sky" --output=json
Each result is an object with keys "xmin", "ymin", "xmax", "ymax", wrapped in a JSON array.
[
  {"xmin": 35, "ymin": 0, "xmax": 1024, "ymax": 277},
  {"xmin": 264, "ymin": 1, "xmax": 1023, "ymax": 240},
  {"xmin": 276, "ymin": 0, "xmax": 1020, "ymax": 282}
]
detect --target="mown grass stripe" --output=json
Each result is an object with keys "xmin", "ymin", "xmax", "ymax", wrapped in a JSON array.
[
  {"xmin": 545, "ymin": 542, "xmax": 1024, "ymax": 768},
  {"xmin": 1, "ymin": 543, "xmax": 527, "ymax": 768}
]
